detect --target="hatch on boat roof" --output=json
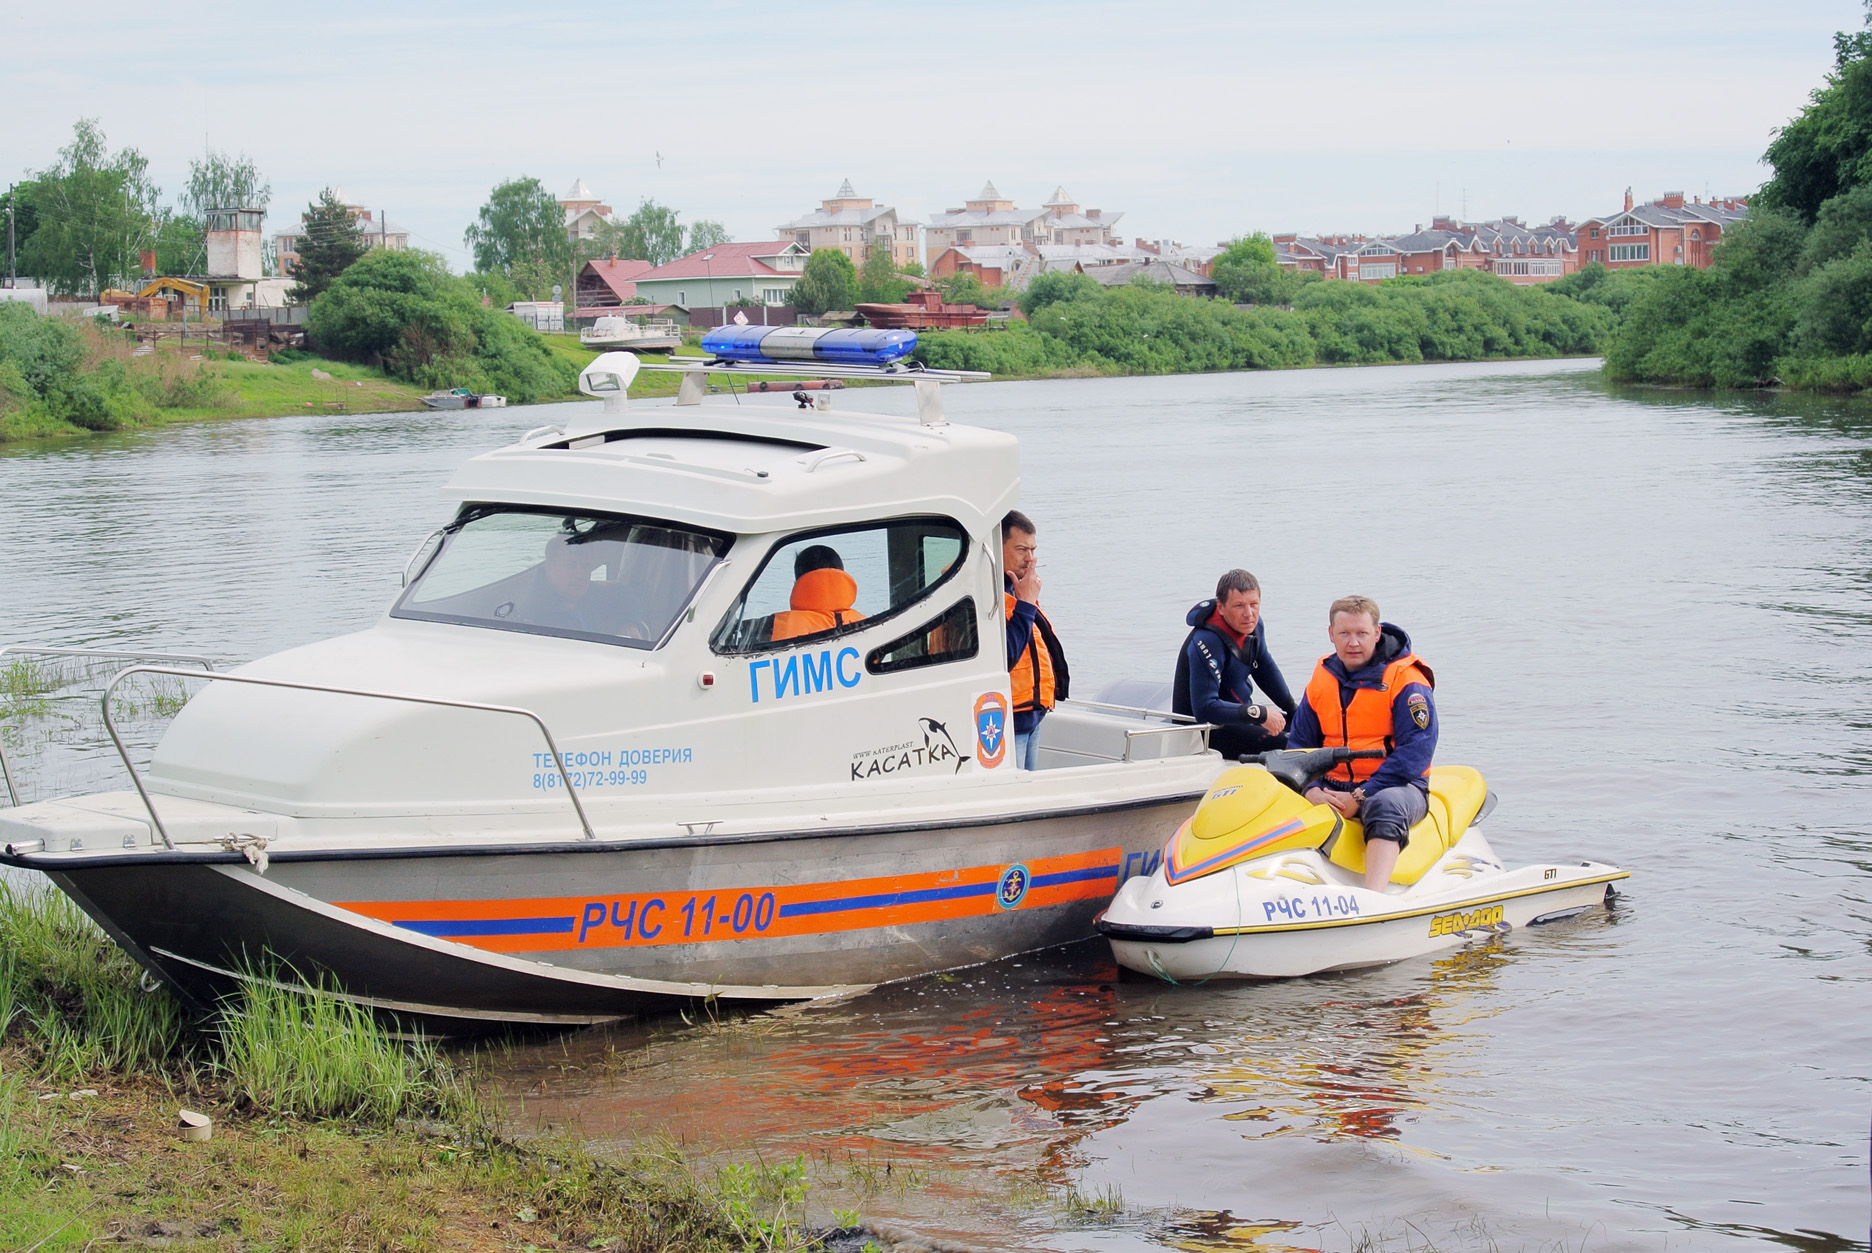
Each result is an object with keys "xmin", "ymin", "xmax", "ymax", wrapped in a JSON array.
[{"xmin": 443, "ymin": 402, "xmax": 1020, "ymax": 537}]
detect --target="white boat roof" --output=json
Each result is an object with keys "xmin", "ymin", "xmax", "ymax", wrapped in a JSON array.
[{"xmin": 440, "ymin": 402, "xmax": 1021, "ymax": 536}]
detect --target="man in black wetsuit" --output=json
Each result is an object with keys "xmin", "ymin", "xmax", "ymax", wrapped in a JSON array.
[{"xmin": 1172, "ymin": 568, "xmax": 1295, "ymax": 760}]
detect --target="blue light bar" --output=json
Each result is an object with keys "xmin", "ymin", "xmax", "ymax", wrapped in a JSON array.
[{"xmin": 701, "ymin": 325, "xmax": 918, "ymax": 366}]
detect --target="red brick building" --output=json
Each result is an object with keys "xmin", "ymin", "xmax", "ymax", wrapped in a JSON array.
[{"xmin": 1576, "ymin": 191, "xmax": 1747, "ymax": 271}]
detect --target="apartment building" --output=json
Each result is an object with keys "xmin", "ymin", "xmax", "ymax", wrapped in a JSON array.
[
  {"xmin": 775, "ymin": 180, "xmax": 920, "ymax": 268},
  {"xmin": 1576, "ymin": 190, "xmax": 1748, "ymax": 270}
]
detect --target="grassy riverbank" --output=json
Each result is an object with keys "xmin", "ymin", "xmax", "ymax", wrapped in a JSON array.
[
  {"xmin": 0, "ymin": 310, "xmax": 436, "ymax": 445},
  {"xmin": 0, "ymin": 882, "xmax": 849, "ymax": 1252}
]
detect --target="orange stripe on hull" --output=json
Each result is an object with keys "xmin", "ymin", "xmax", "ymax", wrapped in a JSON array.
[{"xmin": 334, "ymin": 847, "xmax": 1123, "ymax": 954}]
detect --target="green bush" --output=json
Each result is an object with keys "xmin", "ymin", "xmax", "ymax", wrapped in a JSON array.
[
  {"xmin": 309, "ymin": 249, "xmax": 478, "ymax": 365},
  {"xmin": 307, "ymin": 249, "xmax": 577, "ymax": 403}
]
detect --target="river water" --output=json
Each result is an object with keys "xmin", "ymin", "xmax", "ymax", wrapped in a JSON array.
[{"xmin": 1, "ymin": 359, "xmax": 1866, "ymax": 1250}]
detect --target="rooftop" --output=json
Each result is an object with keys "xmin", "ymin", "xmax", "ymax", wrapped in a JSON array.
[{"xmin": 635, "ymin": 241, "xmax": 808, "ymax": 281}]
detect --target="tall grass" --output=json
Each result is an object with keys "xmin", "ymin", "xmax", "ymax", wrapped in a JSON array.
[
  {"xmin": 0, "ymin": 882, "xmax": 469, "ymax": 1127},
  {"xmin": 217, "ymin": 975, "xmax": 476, "ymax": 1126},
  {"xmin": 0, "ymin": 881, "xmax": 191, "ymax": 1079}
]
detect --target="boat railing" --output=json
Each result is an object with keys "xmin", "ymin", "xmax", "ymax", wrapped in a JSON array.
[
  {"xmin": 1121, "ymin": 722, "xmax": 1215, "ymax": 762},
  {"xmin": 1058, "ymin": 697, "xmax": 1197, "ymax": 724},
  {"xmin": 0, "ymin": 646, "xmax": 217, "ymax": 808},
  {"xmin": 95, "ymin": 665, "xmax": 595, "ymax": 851}
]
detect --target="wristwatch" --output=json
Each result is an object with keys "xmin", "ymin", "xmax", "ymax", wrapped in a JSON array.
[{"xmin": 1351, "ymin": 787, "xmax": 1367, "ymax": 803}]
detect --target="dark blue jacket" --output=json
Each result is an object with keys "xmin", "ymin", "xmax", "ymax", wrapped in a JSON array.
[
  {"xmin": 1172, "ymin": 600, "xmax": 1296, "ymax": 730},
  {"xmin": 1288, "ymin": 622, "xmax": 1436, "ymax": 793}
]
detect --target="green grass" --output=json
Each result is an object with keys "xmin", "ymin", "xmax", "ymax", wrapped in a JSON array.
[
  {"xmin": 0, "ymin": 882, "xmax": 192, "ymax": 1081},
  {"xmin": 0, "ymin": 882, "xmax": 846, "ymax": 1251},
  {"xmin": 215, "ymin": 976, "xmax": 471, "ymax": 1126},
  {"xmin": 0, "ymin": 657, "xmax": 59, "ymax": 723}
]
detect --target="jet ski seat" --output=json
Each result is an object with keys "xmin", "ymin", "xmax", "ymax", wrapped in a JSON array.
[{"xmin": 1325, "ymin": 765, "xmax": 1490, "ymax": 886}]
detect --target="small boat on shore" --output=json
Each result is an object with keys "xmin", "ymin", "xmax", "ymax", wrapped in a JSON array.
[
  {"xmin": 421, "ymin": 388, "xmax": 507, "ymax": 410},
  {"xmin": 1, "ymin": 335, "xmax": 1219, "ymax": 1033},
  {"xmin": 579, "ymin": 316, "xmax": 682, "ymax": 352},
  {"xmin": 855, "ymin": 290, "xmax": 989, "ymax": 330}
]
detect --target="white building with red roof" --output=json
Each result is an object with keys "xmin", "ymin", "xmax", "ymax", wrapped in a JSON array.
[{"xmin": 629, "ymin": 241, "xmax": 811, "ymax": 310}]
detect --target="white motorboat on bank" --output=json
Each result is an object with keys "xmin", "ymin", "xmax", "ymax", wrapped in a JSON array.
[
  {"xmin": 421, "ymin": 388, "xmax": 507, "ymax": 410},
  {"xmin": 580, "ymin": 316, "xmax": 682, "ymax": 352},
  {"xmin": 1, "ymin": 329, "xmax": 1220, "ymax": 1033},
  {"xmin": 1098, "ymin": 747, "xmax": 1626, "ymax": 981}
]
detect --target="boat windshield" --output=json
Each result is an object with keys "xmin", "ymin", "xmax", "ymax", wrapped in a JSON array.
[{"xmin": 393, "ymin": 506, "xmax": 731, "ymax": 649}]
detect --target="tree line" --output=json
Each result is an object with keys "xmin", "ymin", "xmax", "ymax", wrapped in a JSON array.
[
  {"xmin": 462, "ymin": 176, "xmax": 729, "ymax": 305},
  {"xmin": 6, "ymin": 120, "xmax": 272, "ymax": 297},
  {"xmin": 1590, "ymin": 7, "xmax": 1872, "ymax": 391},
  {"xmin": 912, "ymin": 264, "xmax": 1609, "ymax": 377}
]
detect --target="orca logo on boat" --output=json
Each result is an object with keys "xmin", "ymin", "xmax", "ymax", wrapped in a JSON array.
[
  {"xmin": 1427, "ymin": 903, "xmax": 1505, "ymax": 938},
  {"xmin": 974, "ymin": 692, "xmax": 1008, "ymax": 768},
  {"xmin": 996, "ymin": 863, "xmax": 1030, "ymax": 909},
  {"xmin": 848, "ymin": 717, "xmax": 972, "ymax": 781}
]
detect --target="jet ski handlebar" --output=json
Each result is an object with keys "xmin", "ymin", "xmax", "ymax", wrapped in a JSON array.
[{"xmin": 1241, "ymin": 747, "xmax": 1387, "ymax": 794}]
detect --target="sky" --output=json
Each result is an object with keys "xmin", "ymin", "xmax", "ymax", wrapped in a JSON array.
[{"xmin": 4, "ymin": 0, "xmax": 1864, "ymax": 271}]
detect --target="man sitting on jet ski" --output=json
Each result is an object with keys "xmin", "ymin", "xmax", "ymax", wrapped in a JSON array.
[{"xmin": 1287, "ymin": 595, "xmax": 1438, "ymax": 893}]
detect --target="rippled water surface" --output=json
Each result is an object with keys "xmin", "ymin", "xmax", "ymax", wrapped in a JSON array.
[{"xmin": 2, "ymin": 360, "xmax": 1867, "ymax": 1250}]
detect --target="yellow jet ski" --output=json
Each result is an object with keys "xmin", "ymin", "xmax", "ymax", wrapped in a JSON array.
[{"xmin": 1096, "ymin": 748, "xmax": 1626, "ymax": 980}]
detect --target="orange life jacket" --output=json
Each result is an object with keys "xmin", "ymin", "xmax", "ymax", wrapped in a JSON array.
[
  {"xmin": 1302, "ymin": 650, "xmax": 1434, "ymax": 786},
  {"xmin": 1005, "ymin": 591, "xmax": 1058, "ymax": 715},
  {"xmin": 771, "ymin": 568, "xmax": 864, "ymax": 642}
]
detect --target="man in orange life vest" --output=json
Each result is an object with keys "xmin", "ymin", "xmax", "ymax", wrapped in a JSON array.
[
  {"xmin": 1287, "ymin": 595, "xmax": 1437, "ymax": 893},
  {"xmin": 770, "ymin": 545, "xmax": 864, "ymax": 642},
  {"xmin": 1003, "ymin": 511, "xmax": 1069, "ymax": 770}
]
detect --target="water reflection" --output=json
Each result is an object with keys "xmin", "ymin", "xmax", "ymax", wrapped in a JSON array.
[{"xmin": 492, "ymin": 924, "xmax": 1618, "ymax": 1250}]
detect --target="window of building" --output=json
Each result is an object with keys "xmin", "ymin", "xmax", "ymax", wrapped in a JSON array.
[
  {"xmin": 1589, "ymin": 227, "xmax": 1600, "ymax": 238},
  {"xmin": 1358, "ymin": 262, "xmax": 1397, "ymax": 280},
  {"xmin": 712, "ymin": 517, "xmax": 969, "ymax": 654},
  {"xmin": 1608, "ymin": 243, "xmax": 1650, "ymax": 262},
  {"xmin": 762, "ymin": 288, "xmax": 786, "ymax": 305},
  {"xmin": 867, "ymin": 599, "xmax": 979, "ymax": 675},
  {"xmin": 957, "ymin": 230, "xmax": 973, "ymax": 243},
  {"xmin": 1607, "ymin": 223, "xmax": 1648, "ymax": 237}
]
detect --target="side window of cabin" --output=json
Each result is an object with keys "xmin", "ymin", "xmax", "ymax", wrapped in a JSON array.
[
  {"xmin": 713, "ymin": 517, "xmax": 968, "ymax": 653},
  {"xmin": 868, "ymin": 599, "xmax": 978, "ymax": 674}
]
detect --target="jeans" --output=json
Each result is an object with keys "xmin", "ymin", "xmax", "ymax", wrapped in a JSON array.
[
  {"xmin": 1358, "ymin": 783, "xmax": 1429, "ymax": 847},
  {"xmin": 1014, "ymin": 724, "xmax": 1042, "ymax": 770}
]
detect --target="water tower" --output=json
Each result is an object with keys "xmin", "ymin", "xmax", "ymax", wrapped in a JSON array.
[{"xmin": 205, "ymin": 208, "xmax": 264, "ymax": 281}]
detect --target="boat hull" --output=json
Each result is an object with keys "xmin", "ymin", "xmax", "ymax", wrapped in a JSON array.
[
  {"xmin": 38, "ymin": 795, "xmax": 1194, "ymax": 1033},
  {"xmin": 579, "ymin": 336, "xmax": 681, "ymax": 351}
]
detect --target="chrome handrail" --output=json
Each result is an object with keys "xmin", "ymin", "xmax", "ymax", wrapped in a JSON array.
[
  {"xmin": 98, "ymin": 665, "xmax": 595, "ymax": 850},
  {"xmin": 1060, "ymin": 697, "xmax": 1197, "ymax": 724},
  {"xmin": 0, "ymin": 646, "xmax": 217, "ymax": 808},
  {"xmin": 1121, "ymin": 722, "xmax": 1214, "ymax": 763}
]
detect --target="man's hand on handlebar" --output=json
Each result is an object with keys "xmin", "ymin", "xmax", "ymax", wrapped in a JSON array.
[{"xmin": 1261, "ymin": 707, "xmax": 1286, "ymax": 736}]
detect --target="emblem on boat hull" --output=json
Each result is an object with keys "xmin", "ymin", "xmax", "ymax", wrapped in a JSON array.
[
  {"xmin": 974, "ymin": 692, "xmax": 1008, "ymax": 768},
  {"xmin": 996, "ymin": 863, "xmax": 1030, "ymax": 909}
]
